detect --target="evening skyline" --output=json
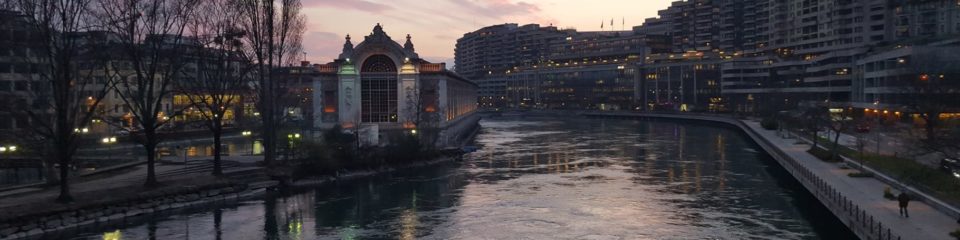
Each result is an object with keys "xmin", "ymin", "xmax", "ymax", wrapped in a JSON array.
[{"xmin": 301, "ymin": 0, "xmax": 674, "ymax": 65}]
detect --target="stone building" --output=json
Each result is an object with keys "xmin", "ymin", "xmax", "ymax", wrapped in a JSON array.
[{"xmin": 313, "ymin": 24, "xmax": 478, "ymax": 147}]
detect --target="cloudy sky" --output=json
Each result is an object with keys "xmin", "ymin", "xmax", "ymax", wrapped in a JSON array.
[{"xmin": 300, "ymin": 0, "xmax": 673, "ymax": 65}]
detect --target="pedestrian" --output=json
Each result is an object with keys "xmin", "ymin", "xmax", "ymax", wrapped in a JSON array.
[{"xmin": 898, "ymin": 191, "xmax": 911, "ymax": 218}]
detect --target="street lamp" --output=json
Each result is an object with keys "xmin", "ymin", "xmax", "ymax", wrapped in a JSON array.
[
  {"xmin": 0, "ymin": 145, "xmax": 16, "ymax": 153},
  {"xmin": 287, "ymin": 133, "xmax": 302, "ymax": 159},
  {"xmin": 102, "ymin": 137, "xmax": 117, "ymax": 161}
]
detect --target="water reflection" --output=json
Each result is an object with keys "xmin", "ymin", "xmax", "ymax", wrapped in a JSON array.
[{"xmin": 70, "ymin": 117, "xmax": 855, "ymax": 239}]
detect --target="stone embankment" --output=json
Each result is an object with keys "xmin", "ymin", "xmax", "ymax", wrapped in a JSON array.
[{"xmin": 0, "ymin": 181, "xmax": 275, "ymax": 240}]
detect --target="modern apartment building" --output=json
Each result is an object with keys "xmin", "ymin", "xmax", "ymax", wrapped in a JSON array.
[
  {"xmin": 0, "ymin": 10, "xmax": 42, "ymax": 140},
  {"xmin": 457, "ymin": 24, "xmax": 650, "ymax": 109},
  {"xmin": 719, "ymin": 0, "xmax": 901, "ymax": 112},
  {"xmin": 638, "ymin": 52, "xmax": 723, "ymax": 112}
]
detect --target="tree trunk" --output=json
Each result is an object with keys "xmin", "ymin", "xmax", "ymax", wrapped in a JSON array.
[
  {"xmin": 212, "ymin": 124, "xmax": 223, "ymax": 176},
  {"xmin": 832, "ymin": 129, "xmax": 842, "ymax": 160},
  {"xmin": 55, "ymin": 150, "xmax": 72, "ymax": 203},
  {"xmin": 45, "ymin": 162, "xmax": 59, "ymax": 186},
  {"xmin": 262, "ymin": 121, "xmax": 274, "ymax": 165},
  {"xmin": 925, "ymin": 115, "xmax": 937, "ymax": 142},
  {"xmin": 811, "ymin": 129, "xmax": 819, "ymax": 149},
  {"xmin": 144, "ymin": 131, "xmax": 159, "ymax": 187}
]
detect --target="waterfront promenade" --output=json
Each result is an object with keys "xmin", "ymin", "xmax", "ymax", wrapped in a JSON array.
[
  {"xmin": 586, "ymin": 112, "xmax": 958, "ymax": 240},
  {"xmin": 744, "ymin": 120, "xmax": 956, "ymax": 240}
]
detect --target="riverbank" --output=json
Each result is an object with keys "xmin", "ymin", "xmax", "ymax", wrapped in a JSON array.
[
  {"xmin": 0, "ymin": 173, "xmax": 272, "ymax": 239},
  {"xmin": 584, "ymin": 112, "xmax": 957, "ymax": 240},
  {"xmin": 1, "ymin": 125, "xmax": 480, "ymax": 239}
]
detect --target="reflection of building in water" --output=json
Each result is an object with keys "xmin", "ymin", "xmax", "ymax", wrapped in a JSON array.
[{"xmin": 312, "ymin": 24, "xmax": 479, "ymax": 147}]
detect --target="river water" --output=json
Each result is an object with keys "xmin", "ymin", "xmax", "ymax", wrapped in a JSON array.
[{"xmin": 69, "ymin": 116, "xmax": 856, "ymax": 239}]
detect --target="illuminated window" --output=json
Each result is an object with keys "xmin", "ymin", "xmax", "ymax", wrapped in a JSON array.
[{"xmin": 360, "ymin": 55, "xmax": 398, "ymax": 123}]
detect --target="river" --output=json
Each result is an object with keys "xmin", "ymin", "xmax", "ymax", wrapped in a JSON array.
[{"xmin": 67, "ymin": 116, "xmax": 856, "ymax": 239}]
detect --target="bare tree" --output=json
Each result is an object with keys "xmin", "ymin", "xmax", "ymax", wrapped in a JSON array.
[
  {"xmin": 404, "ymin": 79, "xmax": 441, "ymax": 149},
  {"xmin": 179, "ymin": 0, "xmax": 252, "ymax": 176},
  {"xmin": 236, "ymin": 0, "xmax": 305, "ymax": 165},
  {"xmin": 8, "ymin": 0, "xmax": 113, "ymax": 202},
  {"xmin": 901, "ymin": 50, "xmax": 960, "ymax": 158},
  {"xmin": 800, "ymin": 106, "xmax": 827, "ymax": 150},
  {"xmin": 95, "ymin": 0, "xmax": 196, "ymax": 187},
  {"xmin": 827, "ymin": 106, "xmax": 856, "ymax": 160},
  {"xmin": 855, "ymin": 129, "xmax": 868, "ymax": 169}
]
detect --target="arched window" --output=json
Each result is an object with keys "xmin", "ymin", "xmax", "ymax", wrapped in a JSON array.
[{"xmin": 360, "ymin": 55, "xmax": 398, "ymax": 123}]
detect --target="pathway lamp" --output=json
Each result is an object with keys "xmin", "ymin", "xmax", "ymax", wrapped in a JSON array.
[
  {"xmin": 287, "ymin": 133, "xmax": 302, "ymax": 159},
  {"xmin": 0, "ymin": 145, "xmax": 16, "ymax": 153},
  {"xmin": 102, "ymin": 137, "xmax": 117, "ymax": 161}
]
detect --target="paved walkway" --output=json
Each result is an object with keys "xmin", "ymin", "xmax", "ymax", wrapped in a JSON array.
[
  {"xmin": 0, "ymin": 155, "xmax": 263, "ymax": 205},
  {"xmin": 746, "ymin": 120, "xmax": 958, "ymax": 240}
]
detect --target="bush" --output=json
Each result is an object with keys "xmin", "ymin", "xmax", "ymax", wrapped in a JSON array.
[
  {"xmin": 848, "ymin": 172, "xmax": 874, "ymax": 178},
  {"xmin": 883, "ymin": 187, "xmax": 896, "ymax": 200},
  {"xmin": 761, "ymin": 118, "xmax": 779, "ymax": 130},
  {"xmin": 950, "ymin": 229, "xmax": 960, "ymax": 239},
  {"xmin": 807, "ymin": 147, "xmax": 842, "ymax": 162},
  {"xmin": 384, "ymin": 133, "xmax": 423, "ymax": 163}
]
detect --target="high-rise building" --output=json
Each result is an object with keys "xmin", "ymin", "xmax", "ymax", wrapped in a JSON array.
[
  {"xmin": 720, "ymin": 0, "xmax": 901, "ymax": 112},
  {"xmin": 457, "ymin": 24, "xmax": 650, "ymax": 110},
  {"xmin": 0, "ymin": 10, "xmax": 42, "ymax": 136}
]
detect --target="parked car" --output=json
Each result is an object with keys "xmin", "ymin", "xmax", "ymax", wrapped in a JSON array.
[
  {"xmin": 855, "ymin": 124, "xmax": 871, "ymax": 133},
  {"xmin": 940, "ymin": 158, "xmax": 960, "ymax": 178}
]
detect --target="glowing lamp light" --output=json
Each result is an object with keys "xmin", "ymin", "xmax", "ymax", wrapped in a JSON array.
[
  {"xmin": 411, "ymin": 129, "xmax": 417, "ymax": 134},
  {"xmin": 920, "ymin": 74, "xmax": 930, "ymax": 81}
]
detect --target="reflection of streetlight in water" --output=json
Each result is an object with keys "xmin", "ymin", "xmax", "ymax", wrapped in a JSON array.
[
  {"xmin": 399, "ymin": 208, "xmax": 419, "ymax": 240},
  {"xmin": 102, "ymin": 230, "xmax": 121, "ymax": 240}
]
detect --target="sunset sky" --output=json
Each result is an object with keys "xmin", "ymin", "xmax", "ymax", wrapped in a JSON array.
[{"xmin": 300, "ymin": 0, "xmax": 674, "ymax": 65}]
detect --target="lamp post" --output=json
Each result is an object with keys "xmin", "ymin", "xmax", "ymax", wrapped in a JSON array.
[
  {"xmin": 242, "ymin": 130, "xmax": 254, "ymax": 155},
  {"xmin": 102, "ymin": 136, "xmax": 117, "ymax": 161},
  {"xmin": 0, "ymin": 145, "xmax": 18, "ymax": 157},
  {"xmin": 286, "ymin": 133, "xmax": 302, "ymax": 160}
]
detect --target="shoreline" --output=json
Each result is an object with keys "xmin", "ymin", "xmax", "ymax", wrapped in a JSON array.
[
  {"xmin": 1, "ymin": 130, "xmax": 477, "ymax": 239},
  {"xmin": 583, "ymin": 111, "xmax": 956, "ymax": 240}
]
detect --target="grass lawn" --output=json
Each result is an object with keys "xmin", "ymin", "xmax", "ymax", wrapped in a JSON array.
[{"xmin": 808, "ymin": 133, "xmax": 960, "ymax": 205}]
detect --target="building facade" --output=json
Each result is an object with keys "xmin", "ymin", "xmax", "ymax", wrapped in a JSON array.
[
  {"xmin": 457, "ymin": 25, "xmax": 650, "ymax": 110},
  {"xmin": 314, "ymin": 24, "xmax": 478, "ymax": 147}
]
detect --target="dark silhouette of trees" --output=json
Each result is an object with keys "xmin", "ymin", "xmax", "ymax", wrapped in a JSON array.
[
  {"xmin": 235, "ymin": 0, "xmax": 305, "ymax": 166},
  {"xmin": 180, "ymin": 0, "xmax": 253, "ymax": 176},
  {"xmin": 7, "ymin": 0, "xmax": 113, "ymax": 202},
  {"xmin": 95, "ymin": 0, "xmax": 197, "ymax": 187},
  {"xmin": 901, "ymin": 51, "xmax": 960, "ymax": 159}
]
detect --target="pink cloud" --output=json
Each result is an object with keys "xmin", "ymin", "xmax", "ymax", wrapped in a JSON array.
[
  {"xmin": 302, "ymin": 31, "xmax": 344, "ymax": 63},
  {"xmin": 302, "ymin": 0, "xmax": 394, "ymax": 13},
  {"xmin": 449, "ymin": 0, "xmax": 543, "ymax": 19}
]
